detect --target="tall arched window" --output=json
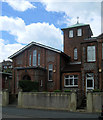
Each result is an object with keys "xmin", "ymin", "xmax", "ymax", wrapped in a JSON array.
[
  {"xmin": 74, "ymin": 48, "xmax": 78, "ymax": 60},
  {"xmin": 33, "ymin": 50, "xmax": 37, "ymax": 66}
]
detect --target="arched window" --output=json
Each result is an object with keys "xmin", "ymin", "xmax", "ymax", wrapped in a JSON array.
[
  {"xmin": 23, "ymin": 75, "xmax": 31, "ymax": 80},
  {"xmin": 33, "ymin": 50, "xmax": 37, "ymax": 66},
  {"xmin": 74, "ymin": 48, "xmax": 78, "ymax": 60}
]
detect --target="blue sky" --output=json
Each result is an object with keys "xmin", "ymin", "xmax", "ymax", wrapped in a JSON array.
[{"xmin": 0, "ymin": 0, "xmax": 102, "ymax": 62}]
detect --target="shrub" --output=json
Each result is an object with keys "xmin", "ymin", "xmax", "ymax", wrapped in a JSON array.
[
  {"xmin": 19, "ymin": 80, "xmax": 39, "ymax": 92},
  {"xmin": 64, "ymin": 90, "xmax": 71, "ymax": 92},
  {"xmin": 93, "ymin": 89, "xmax": 101, "ymax": 92},
  {"xmin": 54, "ymin": 90, "xmax": 61, "ymax": 92}
]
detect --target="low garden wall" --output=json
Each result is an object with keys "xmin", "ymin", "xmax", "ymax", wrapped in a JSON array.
[
  {"xmin": 87, "ymin": 91, "xmax": 103, "ymax": 112},
  {"xmin": 18, "ymin": 91, "xmax": 77, "ymax": 112},
  {"xmin": 0, "ymin": 89, "xmax": 9, "ymax": 106}
]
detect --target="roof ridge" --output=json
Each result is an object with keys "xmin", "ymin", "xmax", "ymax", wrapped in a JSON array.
[{"xmin": 8, "ymin": 41, "xmax": 62, "ymax": 59}]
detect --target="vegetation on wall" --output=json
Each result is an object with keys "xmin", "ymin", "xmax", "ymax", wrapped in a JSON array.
[{"xmin": 19, "ymin": 80, "xmax": 39, "ymax": 92}]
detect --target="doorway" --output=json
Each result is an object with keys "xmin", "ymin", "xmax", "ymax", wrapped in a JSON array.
[{"xmin": 86, "ymin": 73, "xmax": 94, "ymax": 92}]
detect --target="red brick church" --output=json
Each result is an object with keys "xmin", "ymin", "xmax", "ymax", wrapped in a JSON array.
[{"xmin": 9, "ymin": 22, "xmax": 103, "ymax": 94}]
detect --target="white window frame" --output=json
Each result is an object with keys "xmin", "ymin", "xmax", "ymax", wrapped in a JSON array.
[
  {"xmin": 87, "ymin": 46, "xmax": 96, "ymax": 62},
  {"xmin": 74, "ymin": 48, "xmax": 78, "ymax": 60},
  {"xmin": 48, "ymin": 64, "xmax": 53, "ymax": 81},
  {"xmin": 29, "ymin": 54, "xmax": 31, "ymax": 66},
  {"xmin": 69, "ymin": 30, "xmax": 73, "ymax": 38},
  {"xmin": 86, "ymin": 73, "xmax": 94, "ymax": 91},
  {"xmin": 33, "ymin": 50, "xmax": 37, "ymax": 66},
  {"xmin": 38, "ymin": 53, "xmax": 40, "ymax": 66},
  {"xmin": 64, "ymin": 75, "xmax": 78, "ymax": 87},
  {"xmin": 77, "ymin": 28, "xmax": 82, "ymax": 36}
]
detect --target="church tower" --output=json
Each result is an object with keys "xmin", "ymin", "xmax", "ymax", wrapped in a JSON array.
[{"xmin": 61, "ymin": 20, "xmax": 93, "ymax": 63}]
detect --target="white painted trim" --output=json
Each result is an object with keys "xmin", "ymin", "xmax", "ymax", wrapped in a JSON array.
[
  {"xmin": 86, "ymin": 73, "xmax": 94, "ymax": 92},
  {"xmin": 70, "ymin": 62, "xmax": 81, "ymax": 65},
  {"xmin": 64, "ymin": 75, "xmax": 78, "ymax": 87}
]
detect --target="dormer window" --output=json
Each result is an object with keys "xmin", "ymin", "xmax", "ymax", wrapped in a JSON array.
[
  {"xmin": 77, "ymin": 28, "xmax": 82, "ymax": 36},
  {"xmin": 69, "ymin": 30, "xmax": 73, "ymax": 38}
]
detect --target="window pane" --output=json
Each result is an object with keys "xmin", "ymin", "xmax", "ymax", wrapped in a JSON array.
[
  {"xmin": 87, "ymin": 80, "xmax": 93, "ymax": 87},
  {"xmin": 49, "ymin": 64, "xmax": 53, "ymax": 70},
  {"xmin": 49, "ymin": 71, "xmax": 53, "ymax": 80},
  {"xmin": 48, "ymin": 64, "xmax": 53, "ymax": 81},
  {"xmin": 74, "ymin": 79, "xmax": 78, "ymax": 85},
  {"xmin": 77, "ymin": 29, "xmax": 82, "ymax": 36},
  {"xmin": 70, "ymin": 79, "xmax": 73, "ymax": 85},
  {"xmin": 29, "ymin": 55, "xmax": 31, "ymax": 66},
  {"xmin": 65, "ymin": 79, "xmax": 68, "ymax": 85},
  {"xmin": 38, "ymin": 53, "xmax": 40, "ymax": 66},
  {"xmin": 69, "ymin": 30, "xmax": 73, "ymax": 38},
  {"xmin": 33, "ymin": 50, "xmax": 37, "ymax": 66},
  {"xmin": 87, "ymin": 46, "xmax": 96, "ymax": 62},
  {"xmin": 65, "ymin": 75, "xmax": 68, "ymax": 78},
  {"xmin": 74, "ymin": 48, "xmax": 77, "ymax": 60}
]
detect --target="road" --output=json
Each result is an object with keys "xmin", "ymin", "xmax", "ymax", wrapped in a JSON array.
[{"xmin": 2, "ymin": 106, "xmax": 100, "ymax": 119}]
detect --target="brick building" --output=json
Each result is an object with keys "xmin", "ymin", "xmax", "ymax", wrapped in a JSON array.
[
  {"xmin": 9, "ymin": 23, "xmax": 103, "ymax": 94},
  {"xmin": 0, "ymin": 60, "xmax": 12, "ymax": 92},
  {"xmin": 0, "ymin": 60, "xmax": 12, "ymax": 73}
]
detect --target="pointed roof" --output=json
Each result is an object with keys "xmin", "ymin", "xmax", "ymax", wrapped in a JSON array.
[
  {"xmin": 97, "ymin": 33, "xmax": 103, "ymax": 39},
  {"xmin": 8, "ymin": 41, "xmax": 70, "ymax": 59}
]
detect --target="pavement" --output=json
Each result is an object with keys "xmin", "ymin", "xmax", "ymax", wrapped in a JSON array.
[{"xmin": 1, "ymin": 106, "xmax": 101, "ymax": 119}]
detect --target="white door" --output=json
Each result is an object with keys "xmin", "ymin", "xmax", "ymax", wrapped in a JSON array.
[{"xmin": 86, "ymin": 73, "xmax": 94, "ymax": 92}]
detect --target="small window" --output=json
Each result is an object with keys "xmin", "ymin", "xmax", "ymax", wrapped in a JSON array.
[
  {"xmin": 77, "ymin": 29, "xmax": 82, "ymax": 36},
  {"xmin": 64, "ymin": 75, "xmax": 78, "ymax": 87},
  {"xmin": 38, "ymin": 53, "xmax": 40, "ymax": 66},
  {"xmin": 40, "ymin": 80, "xmax": 43, "ymax": 87},
  {"xmin": 74, "ymin": 48, "xmax": 78, "ymax": 60},
  {"xmin": 33, "ymin": 50, "xmax": 37, "ymax": 66},
  {"xmin": 87, "ymin": 46, "xmax": 96, "ymax": 62},
  {"xmin": 4, "ymin": 66, "xmax": 7, "ymax": 69},
  {"xmin": 48, "ymin": 64, "xmax": 53, "ymax": 81},
  {"xmin": 69, "ymin": 30, "xmax": 73, "ymax": 38},
  {"xmin": 102, "ymin": 43, "xmax": 103, "ymax": 60},
  {"xmin": 29, "ymin": 55, "xmax": 31, "ymax": 66},
  {"xmin": 9, "ymin": 65, "xmax": 12, "ymax": 68}
]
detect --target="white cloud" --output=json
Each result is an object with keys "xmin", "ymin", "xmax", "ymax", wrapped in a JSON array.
[
  {"xmin": 0, "ymin": 39, "xmax": 24, "ymax": 62},
  {"xmin": 1, "ymin": 0, "xmax": 36, "ymax": 11},
  {"xmin": 40, "ymin": 0, "xmax": 101, "ymax": 36},
  {"xmin": 0, "ymin": 16, "xmax": 63, "ymax": 61}
]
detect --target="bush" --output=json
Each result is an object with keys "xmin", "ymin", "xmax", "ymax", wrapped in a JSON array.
[
  {"xmin": 93, "ymin": 89, "xmax": 101, "ymax": 92},
  {"xmin": 54, "ymin": 90, "xmax": 61, "ymax": 92},
  {"xmin": 19, "ymin": 80, "xmax": 39, "ymax": 92},
  {"xmin": 64, "ymin": 90, "xmax": 71, "ymax": 92}
]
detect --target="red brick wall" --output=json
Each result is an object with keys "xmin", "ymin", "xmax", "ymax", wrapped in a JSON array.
[
  {"xmin": 12, "ymin": 45, "xmax": 62, "ymax": 94},
  {"xmin": 63, "ymin": 26, "xmax": 92, "ymax": 62}
]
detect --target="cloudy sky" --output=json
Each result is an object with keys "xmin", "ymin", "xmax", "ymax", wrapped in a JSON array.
[{"xmin": 0, "ymin": 0, "xmax": 102, "ymax": 62}]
